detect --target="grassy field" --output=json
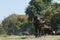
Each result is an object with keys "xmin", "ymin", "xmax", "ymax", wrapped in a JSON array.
[{"xmin": 0, "ymin": 35, "xmax": 60, "ymax": 40}]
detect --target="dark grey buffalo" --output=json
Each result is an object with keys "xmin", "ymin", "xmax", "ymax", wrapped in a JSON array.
[
  {"xmin": 22, "ymin": 31, "xmax": 29, "ymax": 36},
  {"xmin": 33, "ymin": 15, "xmax": 45, "ymax": 37},
  {"xmin": 33, "ymin": 14, "xmax": 56, "ymax": 37},
  {"xmin": 56, "ymin": 30, "xmax": 60, "ymax": 35}
]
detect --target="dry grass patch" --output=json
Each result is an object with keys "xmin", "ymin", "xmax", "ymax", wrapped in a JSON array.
[{"xmin": 0, "ymin": 35, "xmax": 60, "ymax": 40}]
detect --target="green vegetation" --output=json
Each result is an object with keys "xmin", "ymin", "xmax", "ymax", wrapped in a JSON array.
[
  {"xmin": 0, "ymin": 24, "xmax": 5, "ymax": 35},
  {"xmin": 2, "ymin": 14, "xmax": 28, "ymax": 35},
  {"xmin": 25, "ymin": 0, "xmax": 60, "ymax": 31},
  {"xmin": 25, "ymin": 0, "xmax": 52, "ymax": 23},
  {"xmin": 0, "ymin": 0, "xmax": 60, "ymax": 37}
]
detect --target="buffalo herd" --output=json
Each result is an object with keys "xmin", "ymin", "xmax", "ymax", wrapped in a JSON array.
[
  {"xmin": 22, "ymin": 14, "xmax": 60, "ymax": 37},
  {"xmin": 33, "ymin": 15, "xmax": 56, "ymax": 37}
]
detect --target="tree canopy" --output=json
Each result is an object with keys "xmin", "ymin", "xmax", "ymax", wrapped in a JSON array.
[
  {"xmin": 2, "ymin": 14, "xmax": 28, "ymax": 35},
  {"xmin": 25, "ymin": 0, "xmax": 60, "ymax": 31},
  {"xmin": 25, "ymin": 0, "xmax": 52, "ymax": 23}
]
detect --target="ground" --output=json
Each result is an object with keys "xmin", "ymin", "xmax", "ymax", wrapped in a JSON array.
[{"xmin": 0, "ymin": 35, "xmax": 60, "ymax": 40}]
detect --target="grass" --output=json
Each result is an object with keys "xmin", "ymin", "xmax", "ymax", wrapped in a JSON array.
[
  {"xmin": 0, "ymin": 35, "xmax": 60, "ymax": 40},
  {"xmin": 0, "ymin": 35, "xmax": 25, "ymax": 40}
]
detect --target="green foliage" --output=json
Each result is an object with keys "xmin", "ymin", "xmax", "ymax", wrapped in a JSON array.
[
  {"xmin": 26, "ymin": 0, "xmax": 60, "ymax": 31},
  {"xmin": 25, "ymin": 0, "xmax": 54, "ymax": 35},
  {"xmin": 43, "ymin": 3, "xmax": 60, "ymax": 30},
  {"xmin": 0, "ymin": 24, "xmax": 5, "ymax": 34},
  {"xmin": 25, "ymin": 0, "xmax": 52, "ymax": 23},
  {"xmin": 1, "ymin": 0, "xmax": 60, "ymax": 35},
  {"xmin": 2, "ymin": 14, "xmax": 28, "ymax": 35},
  {"xmin": 50, "ymin": 3, "xmax": 60, "ymax": 30},
  {"xmin": 42, "ymin": 3, "xmax": 60, "ymax": 31},
  {"xmin": 42, "ymin": 0, "xmax": 52, "ymax": 5},
  {"xmin": 50, "ymin": 11, "xmax": 60, "ymax": 31}
]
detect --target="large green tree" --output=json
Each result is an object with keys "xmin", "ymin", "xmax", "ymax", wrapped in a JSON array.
[
  {"xmin": 25, "ymin": 0, "xmax": 60, "ymax": 31},
  {"xmin": 2, "ymin": 14, "xmax": 27, "ymax": 35},
  {"xmin": 41, "ymin": 3, "xmax": 60, "ymax": 30},
  {"xmin": 25, "ymin": 0, "xmax": 53, "ymax": 35},
  {"xmin": 42, "ymin": 3, "xmax": 60, "ymax": 30},
  {"xmin": 50, "ymin": 3, "xmax": 60, "ymax": 31},
  {"xmin": 25, "ymin": 0, "xmax": 52, "ymax": 23}
]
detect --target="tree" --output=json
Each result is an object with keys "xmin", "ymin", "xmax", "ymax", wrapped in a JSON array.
[
  {"xmin": 25, "ymin": 0, "xmax": 52, "ymax": 24},
  {"xmin": 42, "ymin": 3, "xmax": 60, "ymax": 31},
  {"xmin": 0, "ymin": 24, "xmax": 5, "ymax": 34},
  {"xmin": 25, "ymin": 0, "xmax": 53, "ymax": 36},
  {"xmin": 50, "ymin": 3, "xmax": 60, "ymax": 31},
  {"xmin": 50, "ymin": 13, "xmax": 60, "ymax": 31},
  {"xmin": 2, "ymin": 14, "xmax": 27, "ymax": 35},
  {"xmin": 41, "ymin": 3, "xmax": 60, "ymax": 26}
]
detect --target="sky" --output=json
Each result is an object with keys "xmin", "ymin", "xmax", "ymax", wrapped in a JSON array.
[
  {"xmin": 54, "ymin": 0, "xmax": 60, "ymax": 3},
  {"xmin": 0, "ymin": 0, "xmax": 60, "ymax": 22},
  {"xmin": 0, "ymin": 0, "xmax": 30, "ymax": 22}
]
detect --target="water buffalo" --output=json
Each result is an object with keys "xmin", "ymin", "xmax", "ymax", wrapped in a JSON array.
[{"xmin": 33, "ymin": 15, "xmax": 45, "ymax": 37}]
